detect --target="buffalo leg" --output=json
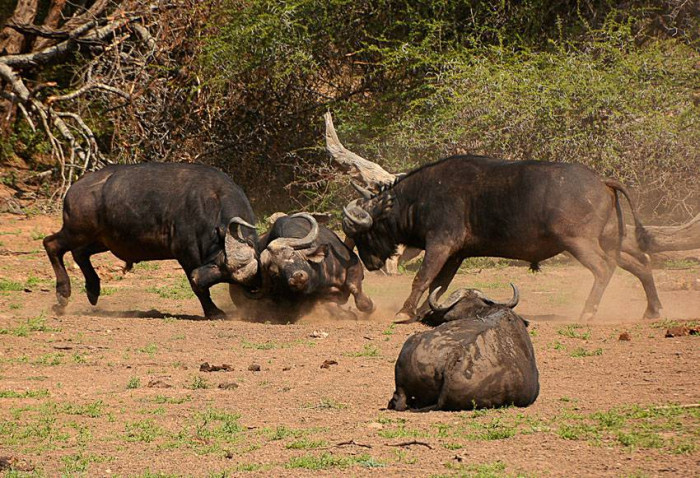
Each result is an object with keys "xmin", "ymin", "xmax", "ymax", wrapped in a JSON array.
[
  {"xmin": 387, "ymin": 388, "xmax": 408, "ymax": 411},
  {"xmin": 617, "ymin": 251, "xmax": 662, "ymax": 319},
  {"xmin": 564, "ymin": 238, "xmax": 616, "ymax": 321},
  {"xmin": 43, "ymin": 229, "xmax": 94, "ymax": 313},
  {"xmin": 346, "ymin": 263, "xmax": 374, "ymax": 313},
  {"xmin": 187, "ymin": 263, "xmax": 226, "ymax": 319},
  {"xmin": 72, "ymin": 242, "xmax": 108, "ymax": 306},
  {"xmin": 396, "ymin": 244, "xmax": 454, "ymax": 323},
  {"xmin": 415, "ymin": 256, "xmax": 463, "ymax": 318}
]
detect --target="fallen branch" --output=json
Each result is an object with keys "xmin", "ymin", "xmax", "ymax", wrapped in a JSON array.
[
  {"xmin": 334, "ymin": 439, "xmax": 372, "ymax": 449},
  {"xmin": 385, "ymin": 440, "xmax": 433, "ymax": 449},
  {"xmin": 324, "ymin": 111, "xmax": 396, "ymax": 188}
]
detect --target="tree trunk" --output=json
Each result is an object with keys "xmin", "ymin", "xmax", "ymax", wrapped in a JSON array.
[
  {"xmin": 641, "ymin": 214, "xmax": 700, "ymax": 253},
  {"xmin": 0, "ymin": 0, "xmax": 38, "ymax": 54},
  {"xmin": 32, "ymin": 0, "xmax": 67, "ymax": 51}
]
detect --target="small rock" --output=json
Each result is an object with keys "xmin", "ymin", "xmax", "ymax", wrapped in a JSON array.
[
  {"xmin": 218, "ymin": 382, "xmax": 239, "ymax": 390},
  {"xmin": 310, "ymin": 330, "xmax": 329, "ymax": 339},
  {"xmin": 282, "ymin": 366, "xmax": 292, "ymax": 371},
  {"xmin": 665, "ymin": 327, "xmax": 692, "ymax": 338},
  {"xmin": 618, "ymin": 332, "xmax": 631, "ymax": 341},
  {"xmin": 320, "ymin": 359, "xmax": 338, "ymax": 369},
  {"xmin": 200, "ymin": 362, "xmax": 233, "ymax": 372},
  {"xmin": 147, "ymin": 379, "xmax": 172, "ymax": 389},
  {"xmin": 367, "ymin": 422, "xmax": 383, "ymax": 430},
  {"xmin": 248, "ymin": 363, "xmax": 261, "ymax": 372}
]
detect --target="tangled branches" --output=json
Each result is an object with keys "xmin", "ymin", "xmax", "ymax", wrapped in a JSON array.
[{"xmin": 0, "ymin": 1, "xmax": 176, "ymax": 197}]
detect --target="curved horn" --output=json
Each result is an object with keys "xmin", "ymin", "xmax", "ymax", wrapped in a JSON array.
[
  {"xmin": 473, "ymin": 283, "xmax": 519, "ymax": 308},
  {"xmin": 342, "ymin": 200, "xmax": 373, "ymax": 235},
  {"xmin": 428, "ymin": 287, "xmax": 472, "ymax": 312},
  {"xmin": 224, "ymin": 217, "xmax": 259, "ymax": 282},
  {"xmin": 503, "ymin": 283, "xmax": 519, "ymax": 308},
  {"xmin": 352, "ymin": 182, "xmax": 373, "ymax": 199},
  {"xmin": 267, "ymin": 213, "xmax": 319, "ymax": 251}
]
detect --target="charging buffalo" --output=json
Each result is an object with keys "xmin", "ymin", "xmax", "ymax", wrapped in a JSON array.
[
  {"xmin": 231, "ymin": 213, "xmax": 374, "ymax": 322},
  {"xmin": 388, "ymin": 284, "xmax": 539, "ymax": 411},
  {"xmin": 342, "ymin": 155, "xmax": 661, "ymax": 322},
  {"xmin": 43, "ymin": 163, "xmax": 259, "ymax": 318}
]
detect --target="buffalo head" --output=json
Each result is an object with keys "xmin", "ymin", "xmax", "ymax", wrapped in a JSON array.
[
  {"xmin": 420, "ymin": 283, "xmax": 521, "ymax": 326},
  {"xmin": 342, "ymin": 183, "xmax": 396, "ymax": 270},
  {"xmin": 260, "ymin": 213, "xmax": 328, "ymax": 293},
  {"xmin": 224, "ymin": 217, "xmax": 259, "ymax": 284}
]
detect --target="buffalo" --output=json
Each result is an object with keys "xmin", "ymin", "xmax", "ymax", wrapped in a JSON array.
[
  {"xmin": 343, "ymin": 155, "xmax": 661, "ymax": 322},
  {"xmin": 231, "ymin": 213, "xmax": 374, "ymax": 321},
  {"xmin": 43, "ymin": 163, "xmax": 259, "ymax": 318},
  {"xmin": 388, "ymin": 284, "xmax": 539, "ymax": 411}
]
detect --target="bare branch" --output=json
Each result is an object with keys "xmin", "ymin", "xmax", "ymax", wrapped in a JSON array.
[
  {"xmin": 47, "ymin": 82, "xmax": 131, "ymax": 104},
  {"xmin": 324, "ymin": 111, "xmax": 396, "ymax": 188}
]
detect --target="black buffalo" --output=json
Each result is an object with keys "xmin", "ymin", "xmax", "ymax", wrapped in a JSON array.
[
  {"xmin": 343, "ymin": 155, "xmax": 661, "ymax": 322},
  {"xmin": 388, "ymin": 284, "xmax": 539, "ymax": 411},
  {"xmin": 231, "ymin": 213, "xmax": 374, "ymax": 322},
  {"xmin": 43, "ymin": 163, "xmax": 259, "ymax": 318}
]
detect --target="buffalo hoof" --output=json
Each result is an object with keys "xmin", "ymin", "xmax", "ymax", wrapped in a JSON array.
[
  {"xmin": 52, "ymin": 303, "xmax": 66, "ymax": 316},
  {"xmin": 87, "ymin": 291, "xmax": 99, "ymax": 306},
  {"xmin": 394, "ymin": 311, "xmax": 418, "ymax": 324},
  {"xmin": 643, "ymin": 308, "xmax": 662, "ymax": 320},
  {"xmin": 579, "ymin": 311, "xmax": 596, "ymax": 322},
  {"xmin": 205, "ymin": 308, "xmax": 227, "ymax": 320}
]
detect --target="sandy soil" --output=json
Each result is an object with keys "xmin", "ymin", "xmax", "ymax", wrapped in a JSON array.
[{"xmin": 0, "ymin": 212, "xmax": 699, "ymax": 477}]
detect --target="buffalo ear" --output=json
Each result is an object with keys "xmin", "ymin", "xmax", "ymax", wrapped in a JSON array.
[{"xmin": 304, "ymin": 244, "xmax": 329, "ymax": 263}]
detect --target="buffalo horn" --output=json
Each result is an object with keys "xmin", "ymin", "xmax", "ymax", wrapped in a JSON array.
[
  {"xmin": 225, "ymin": 217, "xmax": 259, "ymax": 282},
  {"xmin": 474, "ymin": 283, "xmax": 520, "ymax": 308},
  {"xmin": 267, "ymin": 213, "xmax": 319, "ymax": 251},
  {"xmin": 342, "ymin": 200, "xmax": 373, "ymax": 234},
  {"xmin": 351, "ymin": 181, "xmax": 373, "ymax": 199},
  {"xmin": 428, "ymin": 287, "xmax": 472, "ymax": 312}
]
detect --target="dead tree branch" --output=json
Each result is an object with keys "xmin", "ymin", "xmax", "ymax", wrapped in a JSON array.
[{"xmin": 324, "ymin": 111, "xmax": 396, "ymax": 188}]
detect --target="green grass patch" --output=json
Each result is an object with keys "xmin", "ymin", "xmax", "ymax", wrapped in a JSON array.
[
  {"xmin": 138, "ymin": 343, "xmax": 158, "ymax": 356},
  {"xmin": 188, "ymin": 375, "xmax": 210, "ymax": 390},
  {"xmin": 662, "ymin": 259, "xmax": 698, "ymax": 270},
  {"xmin": 286, "ymin": 452, "xmax": 382, "ymax": 470},
  {"xmin": 127, "ymin": 377, "xmax": 141, "ymax": 389},
  {"xmin": 0, "ymin": 313, "xmax": 59, "ymax": 337},
  {"xmin": 152, "ymin": 394, "xmax": 192, "ymax": 405},
  {"xmin": 303, "ymin": 398, "xmax": 348, "ymax": 410},
  {"xmin": 343, "ymin": 344, "xmax": 381, "ymax": 358},
  {"xmin": 557, "ymin": 324, "xmax": 591, "ymax": 340},
  {"xmin": 146, "ymin": 277, "xmax": 194, "ymax": 300},
  {"xmin": 569, "ymin": 347, "xmax": 603, "ymax": 358},
  {"xmin": 286, "ymin": 437, "xmax": 328, "ymax": 449},
  {"xmin": 554, "ymin": 404, "xmax": 700, "ymax": 453},
  {"xmin": 124, "ymin": 419, "xmax": 164, "ymax": 443},
  {"xmin": 0, "ymin": 389, "xmax": 50, "ymax": 399},
  {"xmin": 0, "ymin": 278, "xmax": 23, "ymax": 292}
]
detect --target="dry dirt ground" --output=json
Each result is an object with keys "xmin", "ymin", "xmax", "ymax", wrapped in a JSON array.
[{"xmin": 0, "ymin": 212, "xmax": 699, "ymax": 477}]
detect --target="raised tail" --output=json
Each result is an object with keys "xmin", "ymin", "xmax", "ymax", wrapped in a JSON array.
[{"xmin": 604, "ymin": 179, "xmax": 652, "ymax": 251}]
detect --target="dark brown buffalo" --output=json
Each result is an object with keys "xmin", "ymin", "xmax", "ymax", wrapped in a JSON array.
[
  {"xmin": 43, "ymin": 163, "xmax": 259, "ymax": 318},
  {"xmin": 343, "ymin": 155, "xmax": 661, "ymax": 322},
  {"xmin": 388, "ymin": 284, "xmax": 539, "ymax": 411},
  {"xmin": 231, "ymin": 213, "xmax": 374, "ymax": 322}
]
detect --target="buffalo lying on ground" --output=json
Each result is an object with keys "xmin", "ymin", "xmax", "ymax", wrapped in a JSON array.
[
  {"xmin": 43, "ymin": 163, "xmax": 259, "ymax": 318},
  {"xmin": 231, "ymin": 213, "xmax": 374, "ymax": 321},
  {"xmin": 343, "ymin": 155, "xmax": 661, "ymax": 322},
  {"xmin": 388, "ymin": 284, "xmax": 539, "ymax": 411}
]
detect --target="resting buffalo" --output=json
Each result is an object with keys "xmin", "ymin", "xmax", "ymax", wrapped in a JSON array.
[
  {"xmin": 43, "ymin": 163, "xmax": 259, "ymax": 318},
  {"xmin": 231, "ymin": 213, "xmax": 374, "ymax": 321},
  {"xmin": 343, "ymin": 155, "xmax": 661, "ymax": 322},
  {"xmin": 388, "ymin": 284, "xmax": 539, "ymax": 411}
]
